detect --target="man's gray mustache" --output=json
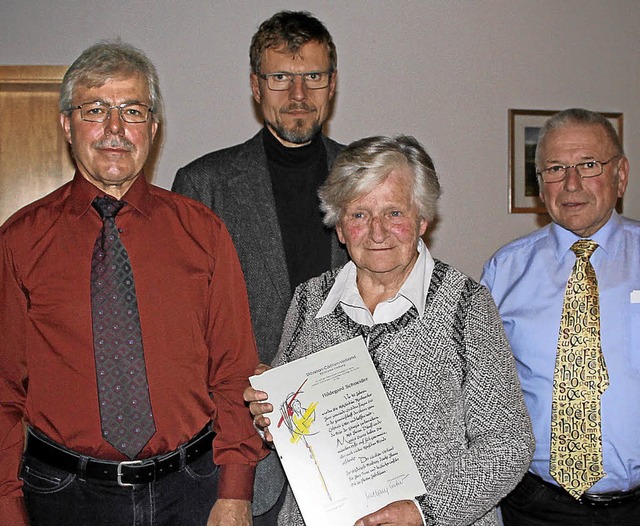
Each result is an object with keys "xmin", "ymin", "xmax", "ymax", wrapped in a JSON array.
[{"xmin": 93, "ymin": 138, "xmax": 134, "ymax": 150}]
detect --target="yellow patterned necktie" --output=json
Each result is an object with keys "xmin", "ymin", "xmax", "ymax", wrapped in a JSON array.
[{"xmin": 550, "ymin": 239, "xmax": 609, "ymax": 498}]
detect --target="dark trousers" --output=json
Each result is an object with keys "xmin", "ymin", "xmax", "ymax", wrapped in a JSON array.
[
  {"xmin": 501, "ymin": 472, "xmax": 640, "ymax": 526},
  {"xmin": 21, "ymin": 445, "xmax": 219, "ymax": 526}
]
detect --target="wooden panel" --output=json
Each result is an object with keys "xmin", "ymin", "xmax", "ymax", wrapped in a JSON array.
[{"xmin": 0, "ymin": 65, "xmax": 74, "ymax": 225}]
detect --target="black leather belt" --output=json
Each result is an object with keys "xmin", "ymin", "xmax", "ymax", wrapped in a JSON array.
[
  {"xmin": 527, "ymin": 472, "xmax": 640, "ymax": 507},
  {"xmin": 25, "ymin": 425, "xmax": 215, "ymax": 487}
]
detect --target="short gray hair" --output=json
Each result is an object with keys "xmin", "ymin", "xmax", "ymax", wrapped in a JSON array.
[
  {"xmin": 60, "ymin": 40, "xmax": 163, "ymax": 122},
  {"xmin": 319, "ymin": 135, "xmax": 441, "ymax": 227},
  {"xmin": 535, "ymin": 108, "xmax": 623, "ymax": 170},
  {"xmin": 250, "ymin": 11, "xmax": 337, "ymax": 75}
]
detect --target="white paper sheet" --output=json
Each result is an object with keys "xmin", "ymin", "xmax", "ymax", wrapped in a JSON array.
[{"xmin": 250, "ymin": 336, "xmax": 426, "ymax": 526}]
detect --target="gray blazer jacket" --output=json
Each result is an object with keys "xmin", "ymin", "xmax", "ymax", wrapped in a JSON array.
[
  {"xmin": 173, "ymin": 130, "xmax": 347, "ymax": 365},
  {"xmin": 172, "ymin": 130, "xmax": 348, "ymax": 515}
]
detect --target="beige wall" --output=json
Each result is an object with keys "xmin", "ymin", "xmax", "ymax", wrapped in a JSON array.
[{"xmin": 2, "ymin": 0, "xmax": 638, "ymax": 279}]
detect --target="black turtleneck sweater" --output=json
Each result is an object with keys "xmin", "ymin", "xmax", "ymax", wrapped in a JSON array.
[{"xmin": 263, "ymin": 128, "xmax": 333, "ymax": 293}]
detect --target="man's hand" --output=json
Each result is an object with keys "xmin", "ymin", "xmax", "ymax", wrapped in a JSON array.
[
  {"xmin": 354, "ymin": 500, "xmax": 423, "ymax": 526},
  {"xmin": 207, "ymin": 498, "xmax": 252, "ymax": 526},
  {"xmin": 243, "ymin": 363, "xmax": 274, "ymax": 442}
]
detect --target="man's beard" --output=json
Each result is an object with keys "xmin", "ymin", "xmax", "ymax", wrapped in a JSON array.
[
  {"xmin": 268, "ymin": 117, "xmax": 322, "ymax": 145},
  {"xmin": 267, "ymin": 101, "xmax": 323, "ymax": 145}
]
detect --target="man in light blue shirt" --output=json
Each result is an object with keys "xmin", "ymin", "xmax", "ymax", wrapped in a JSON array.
[{"xmin": 481, "ymin": 108, "xmax": 640, "ymax": 525}]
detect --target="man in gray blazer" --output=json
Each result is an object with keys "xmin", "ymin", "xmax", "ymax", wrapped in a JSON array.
[{"xmin": 172, "ymin": 11, "xmax": 348, "ymax": 524}]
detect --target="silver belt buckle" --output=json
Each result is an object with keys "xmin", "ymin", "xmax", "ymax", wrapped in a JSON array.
[{"xmin": 117, "ymin": 459, "xmax": 144, "ymax": 487}]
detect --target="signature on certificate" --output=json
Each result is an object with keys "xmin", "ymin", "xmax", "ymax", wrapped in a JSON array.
[{"xmin": 365, "ymin": 473, "xmax": 410, "ymax": 505}]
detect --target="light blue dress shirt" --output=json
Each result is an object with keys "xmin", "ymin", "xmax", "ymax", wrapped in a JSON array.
[{"xmin": 481, "ymin": 211, "xmax": 640, "ymax": 493}]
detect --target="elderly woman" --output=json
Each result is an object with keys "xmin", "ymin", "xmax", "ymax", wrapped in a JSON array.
[{"xmin": 248, "ymin": 135, "xmax": 534, "ymax": 526}]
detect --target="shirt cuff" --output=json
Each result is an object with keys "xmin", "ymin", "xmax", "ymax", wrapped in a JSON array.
[{"xmin": 218, "ymin": 464, "xmax": 256, "ymax": 501}]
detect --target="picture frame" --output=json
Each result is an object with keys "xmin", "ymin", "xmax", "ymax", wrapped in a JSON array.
[{"xmin": 508, "ymin": 109, "xmax": 624, "ymax": 213}]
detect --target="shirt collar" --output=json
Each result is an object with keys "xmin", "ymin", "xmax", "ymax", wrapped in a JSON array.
[
  {"xmin": 550, "ymin": 210, "xmax": 621, "ymax": 261},
  {"xmin": 67, "ymin": 172, "xmax": 154, "ymax": 219},
  {"xmin": 317, "ymin": 238, "xmax": 434, "ymax": 319},
  {"xmin": 399, "ymin": 238, "xmax": 432, "ymax": 316}
]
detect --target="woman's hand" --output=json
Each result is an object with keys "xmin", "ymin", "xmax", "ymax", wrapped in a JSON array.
[
  {"xmin": 354, "ymin": 500, "xmax": 423, "ymax": 526},
  {"xmin": 243, "ymin": 363, "xmax": 274, "ymax": 442}
]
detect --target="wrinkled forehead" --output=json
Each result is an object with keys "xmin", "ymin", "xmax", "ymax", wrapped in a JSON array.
[
  {"xmin": 73, "ymin": 77, "xmax": 151, "ymax": 110},
  {"xmin": 262, "ymin": 41, "xmax": 331, "ymax": 67},
  {"xmin": 74, "ymin": 70, "xmax": 149, "ymax": 95},
  {"xmin": 540, "ymin": 124, "xmax": 614, "ymax": 159},
  {"xmin": 345, "ymin": 165, "xmax": 416, "ymax": 205}
]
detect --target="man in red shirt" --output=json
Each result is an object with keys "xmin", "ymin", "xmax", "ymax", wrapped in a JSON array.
[{"xmin": 0, "ymin": 40, "xmax": 265, "ymax": 526}]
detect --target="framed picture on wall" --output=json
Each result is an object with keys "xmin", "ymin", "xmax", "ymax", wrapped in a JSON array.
[{"xmin": 508, "ymin": 109, "xmax": 624, "ymax": 213}]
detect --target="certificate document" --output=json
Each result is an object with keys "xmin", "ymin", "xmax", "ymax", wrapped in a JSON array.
[{"xmin": 250, "ymin": 336, "xmax": 426, "ymax": 526}]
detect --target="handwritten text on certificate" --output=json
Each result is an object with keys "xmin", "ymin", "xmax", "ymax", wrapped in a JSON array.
[{"xmin": 250, "ymin": 337, "xmax": 426, "ymax": 526}]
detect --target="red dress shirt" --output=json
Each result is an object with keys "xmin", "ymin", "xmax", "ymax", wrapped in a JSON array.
[{"xmin": 0, "ymin": 173, "xmax": 266, "ymax": 523}]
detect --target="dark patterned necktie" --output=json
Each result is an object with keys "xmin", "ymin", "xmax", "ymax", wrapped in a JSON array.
[
  {"xmin": 550, "ymin": 239, "xmax": 608, "ymax": 498},
  {"xmin": 91, "ymin": 196, "xmax": 156, "ymax": 459}
]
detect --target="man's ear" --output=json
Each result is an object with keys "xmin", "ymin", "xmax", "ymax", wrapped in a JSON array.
[
  {"xmin": 328, "ymin": 70, "xmax": 337, "ymax": 100},
  {"xmin": 250, "ymin": 73, "xmax": 261, "ymax": 104},
  {"xmin": 616, "ymin": 155, "xmax": 630, "ymax": 198},
  {"xmin": 60, "ymin": 112, "xmax": 72, "ymax": 144}
]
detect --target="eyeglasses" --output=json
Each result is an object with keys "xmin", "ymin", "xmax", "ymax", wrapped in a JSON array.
[
  {"xmin": 258, "ymin": 70, "xmax": 332, "ymax": 91},
  {"xmin": 537, "ymin": 156, "xmax": 620, "ymax": 183},
  {"xmin": 68, "ymin": 101, "xmax": 153, "ymax": 123}
]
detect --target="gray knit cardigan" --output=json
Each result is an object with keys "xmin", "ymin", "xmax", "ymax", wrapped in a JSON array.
[{"xmin": 273, "ymin": 261, "xmax": 534, "ymax": 526}]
